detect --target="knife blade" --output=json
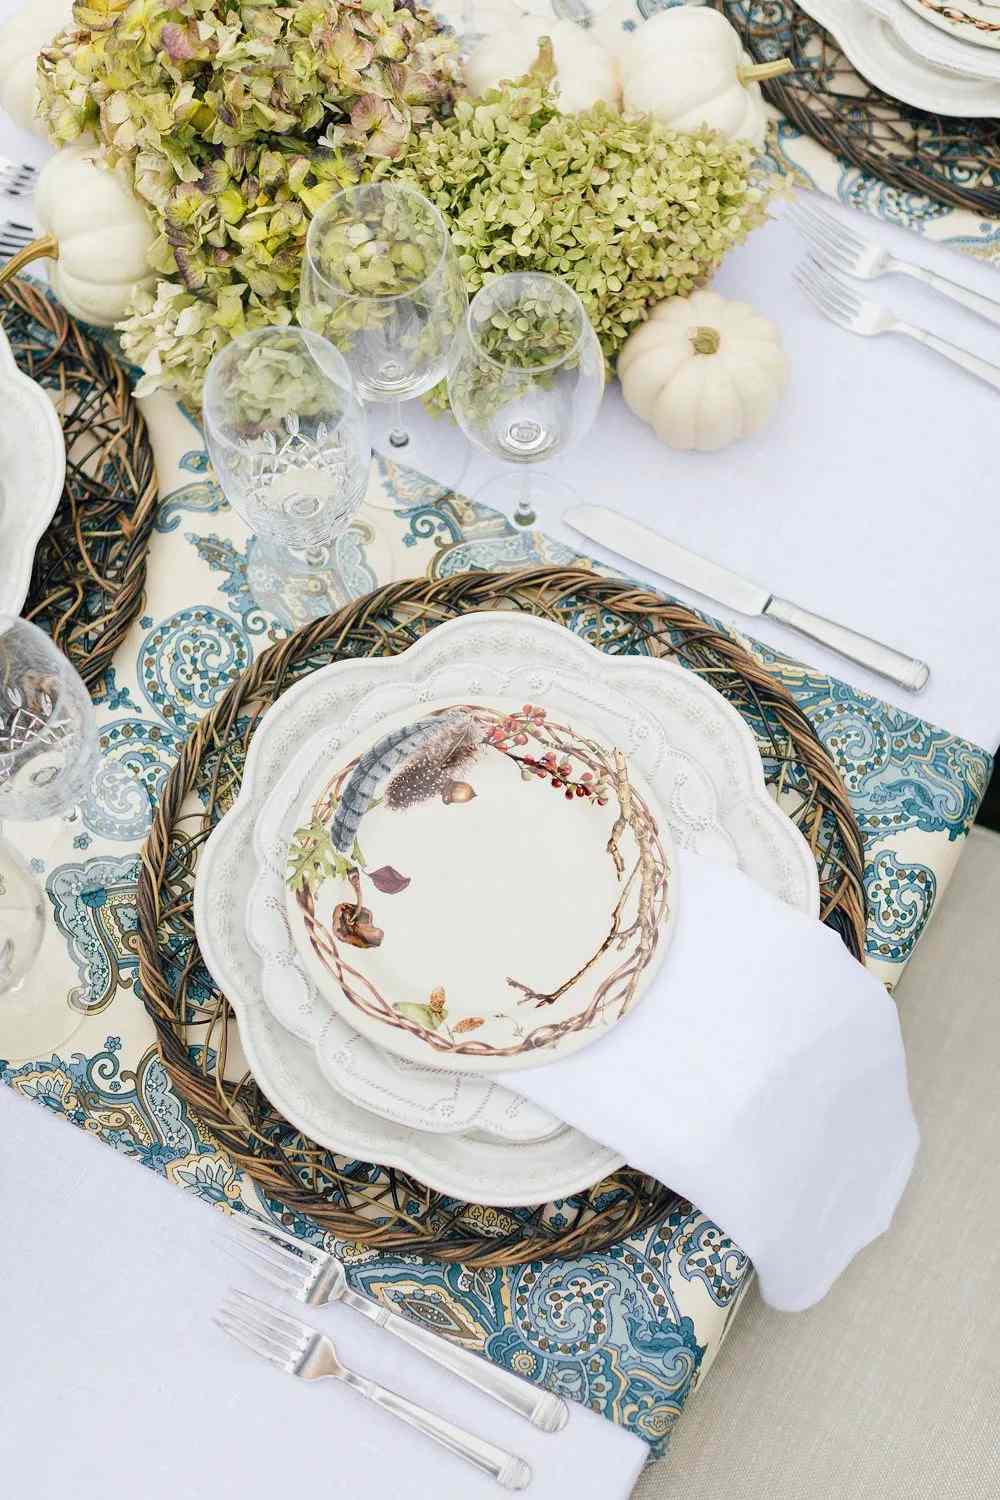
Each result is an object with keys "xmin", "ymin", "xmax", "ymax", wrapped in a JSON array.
[{"xmin": 563, "ymin": 504, "xmax": 930, "ymax": 694}]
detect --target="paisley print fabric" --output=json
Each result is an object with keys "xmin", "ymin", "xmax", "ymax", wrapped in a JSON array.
[{"xmin": 1, "ymin": 396, "xmax": 990, "ymax": 1457}]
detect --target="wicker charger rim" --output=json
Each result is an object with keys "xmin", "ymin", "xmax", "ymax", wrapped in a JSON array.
[
  {"xmin": 137, "ymin": 568, "xmax": 867, "ymax": 1266},
  {"xmin": 0, "ymin": 279, "xmax": 157, "ymax": 693}
]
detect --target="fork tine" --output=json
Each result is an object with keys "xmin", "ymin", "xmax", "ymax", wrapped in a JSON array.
[
  {"xmin": 233, "ymin": 1217, "xmax": 325, "ymax": 1263},
  {"xmin": 214, "ymin": 1313, "xmax": 293, "ymax": 1370},
  {"xmin": 794, "ymin": 265, "xmax": 849, "ymax": 327},
  {"xmin": 795, "ymin": 197, "xmax": 865, "ymax": 256},
  {"xmin": 228, "ymin": 1289, "xmax": 313, "ymax": 1342},
  {"xmin": 223, "ymin": 1242, "xmax": 304, "ymax": 1297},
  {"xmin": 809, "ymin": 259, "xmax": 862, "ymax": 316},
  {"xmin": 220, "ymin": 1296, "xmax": 307, "ymax": 1361},
  {"xmin": 790, "ymin": 203, "xmax": 853, "ymax": 264},
  {"xmin": 227, "ymin": 1219, "xmax": 310, "ymax": 1275}
]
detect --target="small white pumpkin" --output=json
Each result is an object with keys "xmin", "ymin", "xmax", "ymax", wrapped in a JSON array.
[
  {"xmin": 619, "ymin": 290, "xmax": 788, "ymax": 452},
  {"xmin": 0, "ymin": 0, "xmax": 74, "ymax": 139},
  {"xmin": 25, "ymin": 146, "xmax": 156, "ymax": 326},
  {"xmin": 465, "ymin": 16, "xmax": 619, "ymax": 113},
  {"xmin": 620, "ymin": 8, "xmax": 791, "ymax": 150}
]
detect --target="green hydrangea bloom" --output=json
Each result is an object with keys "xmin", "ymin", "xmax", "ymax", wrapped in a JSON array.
[
  {"xmin": 36, "ymin": 0, "xmax": 457, "ymax": 400},
  {"xmin": 391, "ymin": 68, "xmax": 771, "ymax": 404}
]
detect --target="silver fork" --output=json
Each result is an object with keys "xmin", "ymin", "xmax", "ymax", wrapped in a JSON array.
[
  {"xmin": 217, "ymin": 1289, "xmax": 532, "ymax": 1490},
  {"xmin": 0, "ymin": 220, "xmax": 34, "ymax": 260},
  {"xmin": 788, "ymin": 197, "xmax": 1000, "ymax": 329},
  {"xmin": 795, "ymin": 257, "xmax": 1000, "ymax": 394},
  {"xmin": 0, "ymin": 158, "xmax": 39, "ymax": 202},
  {"xmin": 226, "ymin": 1216, "xmax": 568, "ymax": 1432}
]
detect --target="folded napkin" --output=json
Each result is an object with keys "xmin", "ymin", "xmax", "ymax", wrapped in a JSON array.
[{"xmin": 506, "ymin": 850, "xmax": 919, "ymax": 1312}]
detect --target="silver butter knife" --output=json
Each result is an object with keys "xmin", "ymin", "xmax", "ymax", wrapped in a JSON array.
[{"xmin": 564, "ymin": 504, "xmax": 929, "ymax": 694}]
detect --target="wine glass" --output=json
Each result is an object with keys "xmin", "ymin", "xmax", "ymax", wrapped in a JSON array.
[
  {"xmin": 300, "ymin": 182, "xmax": 467, "ymax": 497},
  {"xmin": 0, "ymin": 615, "xmax": 99, "ymax": 822},
  {"xmin": 203, "ymin": 326, "xmax": 371, "ymax": 623},
  {"xmin": 0, "ymin": 614, "xmax": 100, "ymax": 1059},
  {"xmin": 446, "ymin": 271, "xmax": 605, "ymax": 527}
]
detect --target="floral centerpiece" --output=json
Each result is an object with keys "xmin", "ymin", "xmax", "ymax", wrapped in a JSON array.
[{"xmin": 34, "ymin": 3, "xmax": 771, "ymax": 408}]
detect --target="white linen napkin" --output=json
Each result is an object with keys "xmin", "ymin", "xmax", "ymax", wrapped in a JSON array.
[{"xmin": 506, "ymin": 850, "xmax": 919, "ymax": 1312}]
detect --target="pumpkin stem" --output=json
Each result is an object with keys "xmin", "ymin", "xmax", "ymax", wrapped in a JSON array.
[
  {"xmin": 736, "ymin": 58, "xmax": 794, "ymax": 85},
  {"xmin": 0, "ymin": 233, "xmax": 60, "ymax": 290},
  {"xmin": 690, "ymin": 325, "xmax": 721, "ymax": 356},
  {"xmin": 529, "ymin": 36, "xmax": 558, "ymax": 87}
]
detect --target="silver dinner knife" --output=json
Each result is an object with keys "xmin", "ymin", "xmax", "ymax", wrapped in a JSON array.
[{"xmin": 564, "ymin": 504, "xmax": 930, "ymax": 693}]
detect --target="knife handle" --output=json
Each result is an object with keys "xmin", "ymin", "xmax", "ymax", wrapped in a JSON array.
[{"xmin": 764, "ymin": 596, "xmax": 930, "ymax": 694}]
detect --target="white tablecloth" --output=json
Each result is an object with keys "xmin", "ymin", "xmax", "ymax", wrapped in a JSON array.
[{"xmin": 1, "ymin": 16, "xmax": 997, "ymax": 1496}]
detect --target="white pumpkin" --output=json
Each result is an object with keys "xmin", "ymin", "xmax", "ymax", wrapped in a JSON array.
[
  {"xmin": 619, "ymin": 290, "xmax": 788, "ymax": 452},
  {"xmin": 620, "ymin": 8, "xmax": 791, "ymax": 150},
  {"xmin": 30, "ymin": 146, "xmax": 156, "ymax": 326},
  {"xmin": 0, "ymin": 0, "xmax": 74, "ymax": 139},
  {"xmin": 465, "ymin": 16, "xmax": 620, "ymax": 113}
]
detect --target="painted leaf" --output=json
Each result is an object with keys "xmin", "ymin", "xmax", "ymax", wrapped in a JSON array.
[
  {"xmin": 395, "ymin": 1002, "xmax": 445, "ymax": 1031},
  {"xmin": 369, "ymin": 864, "xmax": 410, "ymax": 894}
]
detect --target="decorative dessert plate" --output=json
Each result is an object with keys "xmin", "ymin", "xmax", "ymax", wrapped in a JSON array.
[
  {"xmin": 0, "ymin": 325, "xmax": 65, "ymax": 614},
  {"xmin": 798, "ymin": 0, "xmax": 1000, "ymax": 108},
  {"xmin": 247, "ymin": 611, "xmax": 818, "ymax": 1140},
  {"xmin": 284, "ymin": 698, "xmax": 675, "ymax": 1074}
]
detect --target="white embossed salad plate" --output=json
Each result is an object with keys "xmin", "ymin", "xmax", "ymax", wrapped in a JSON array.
[
  {"xmin": 247, "ymin": 612, "xmax": 818, "ymax": 1140},
  {"xmin": 0, "ymin": 326, "xmax": 65, "ymax": 614},
  {"xmin": 284, "ymin": 697, "xmax": 676, "ymax": 1074}
]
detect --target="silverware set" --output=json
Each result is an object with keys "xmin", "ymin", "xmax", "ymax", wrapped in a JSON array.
[
  {"xmin": 218, "ymin": 1217, "xmax": 567, "ymax": 1487},
  {"xmin": 0, "ymin": 157, "xmax": 39, "ymax": 202},
  {"xmin": 791, "ymin": 196, "xmax": 1000, "ymax": 393}
]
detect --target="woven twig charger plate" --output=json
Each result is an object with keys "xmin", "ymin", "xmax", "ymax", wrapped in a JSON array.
[
  {"xmin": 136, "ymin": 569, "xmax": 867, "ymax": 1266},
  {"xmin": 0, "ymin": 280, "xmax": 157, "ymax": 692},
  {"xmin": 712, "ymin": 0, "xmax": 1000, "ymax": 218}
]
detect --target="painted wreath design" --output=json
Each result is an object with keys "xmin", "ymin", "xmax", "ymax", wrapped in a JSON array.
[{"xmin": 287, "ymin": 704, "xmax": 670, "ymax": 1059}]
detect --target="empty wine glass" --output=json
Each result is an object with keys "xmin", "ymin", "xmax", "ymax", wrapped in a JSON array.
[
  {"xmin": 203, "ymin": 326, "xmax": 371, "ymax": 622},
  {"xmin": 0, "ymin": 614, "xmax": 100, "ymax": 1058},
  {"xmin": 300, "ymin": 182, "xmax": 467, "ymax": 490},
  {"xmin": 447, "ymin": 272, "xmax": 604, "ymax": 527}
]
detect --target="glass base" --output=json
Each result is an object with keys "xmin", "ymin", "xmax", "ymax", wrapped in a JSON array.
[
  {"xmin": 470, "ymin": 470, "xmax": 580, "ymax": 529},
  {"xmin": 247, "ymin": 535, "xmax": 360, "ymax": 630},
  {"xmin": 0, "ymin": 946, "xmax": 87, "ymax": 1062}
]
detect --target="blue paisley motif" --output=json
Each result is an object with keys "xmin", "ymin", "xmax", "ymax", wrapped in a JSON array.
[
  {"xmin": 81, "ymin": 717, "xmax": 186, "ymax": 840},
  {"xmin": 189, "ymin": 532, "xmax": 273, "ymax": 636},
  {"xmin": 155, "ymin": 449, "xmax": 228, "ymax": 533},
  {"xmin": 138, "ymin": 607, "xmax": 252, "ymax": 729},
  {"xmin": 864, "ymin": 849, "xmax": 937, "ymax": 963},
  {"xmin": 47, "ymin": 854, "xmax": 142, "ymax": 1016}
]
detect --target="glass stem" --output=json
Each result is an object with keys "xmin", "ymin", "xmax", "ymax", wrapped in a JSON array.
[
  {"xmin": 513, "ymin": 469, "xmax": 536, "ymax": 528},
  {"xmin": 388, "ymin": 396, "xmax": 409, "ymax": 450}
]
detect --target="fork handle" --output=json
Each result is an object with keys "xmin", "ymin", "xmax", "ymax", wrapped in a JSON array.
[
  {"xmin": 352, "ymin": 1293, "xmax": 568, "ymax": 1432},
  {"xmin": 894, "ymin": 260, "xmax": 1000, "ymax": 329},
  {"xmin": 899, "ymin": 323, "xmax": 1000, "ymax": 394},
  {"xmin": 347, "ymin": 1372, "xmax": 532, "ymax": 1490}
]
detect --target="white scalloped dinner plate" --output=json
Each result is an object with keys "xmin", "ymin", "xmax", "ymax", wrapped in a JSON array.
[
  {"xmin": 195, "ymin": 613, "xmax": 818, "ymax": 1204},
  {"xmin": 0, "ymin": 326, "xmax": 65, "ymax": 614},
  {"xmin": 858, "ymin": 0, "xmax": 1000, "ymax": 74},
  {"xmin": 798, "ymin": 0, "xmax": 1000, "ymax": 109}
]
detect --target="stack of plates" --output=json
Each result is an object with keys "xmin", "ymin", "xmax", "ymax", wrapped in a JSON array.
[
  {"xmin": 195, "ymin": 613, "xmax": 818, "ymax": 1207},
  {"xmin": 798, "ymin": 0, "xmax": 1000, "ymax": 113}
]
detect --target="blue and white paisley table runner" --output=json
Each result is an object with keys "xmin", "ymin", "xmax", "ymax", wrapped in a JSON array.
[{"xmin": 1, "ymin": 389, "xmax": 991, "ymax": 1455}]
